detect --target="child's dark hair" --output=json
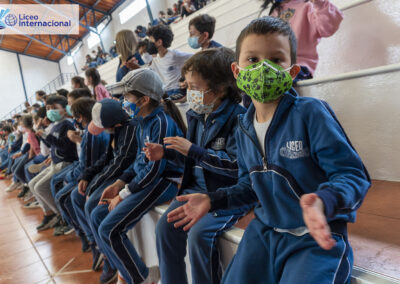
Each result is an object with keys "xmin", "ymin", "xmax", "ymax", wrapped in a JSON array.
[
  {"xmin": 85, "ymin": 68, "xmax": 101, "ymax": 87},
  {"xmin": 22, "ymin": 115, "xmax": 33, "ymax": 129},
  {"xmin": 189, "ymin": 14, "xmax": 217, "ymax": 39},
  {"xmin": 36, "ymin": 90, "xmax": 46, "ymax": 98},
  {"xmin": 259, "ymin": 0, "xmax": 309, "ymax": 17},
  {"xmin": 68, "ymin": 88, "xmax": 92, "ymax": 100},
  {"xmin": 71, "ymin": 76, "xmax": 86, "ymax": 88},
  {"xmin": 56, "ymin": 88, "xmax": 69, "ymax": 98},
  {"xmin": 138, "ymin": 39, "xmax": 149, "ymax": 51},
  {"xmin": 37, "ymin": 107, "xmax": 47, "ymax": 118},
  {"xmin": 182, "ymin": 47, "xmax": 242, "ymax": 104},
  {"xmin": 128, "ymin": 90, "xmax": 187, "ymax": 134},
  {"xmin": 147, "ymin": 24, "xmax": 174, "ymax": 48},
  {"xmin": 70, "ymin": 97, "xmax": 96, "ymax": 121},
  {"xmin": 236, "ymin": 16, "xmax": 297, "ymax": 64},
  {"xmin": 3, "ymin": 125, "xmax": 12, "ymax": 133},
  {"xmin": 46, "ymin": 95, "xmax": 68, "ymax": 109}
]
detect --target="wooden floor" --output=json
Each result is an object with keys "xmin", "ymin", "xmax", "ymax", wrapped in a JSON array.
[
  {"xmin": 0, "ymin": 178, "xmax": 399, "ymax": 283},
  {"xmin": 0, "ymin": 179, "xmax": 100, "ymax": 284}
]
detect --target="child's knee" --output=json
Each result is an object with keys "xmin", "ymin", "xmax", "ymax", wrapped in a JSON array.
[{"xmin": 155, "ymin": 213, "xmax": 175, "ymax": 239}]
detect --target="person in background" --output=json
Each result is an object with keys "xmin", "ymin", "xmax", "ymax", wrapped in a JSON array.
[
  {"xmin": 188, "ymin": 14, "xmax": 222, "ymax": 50},
  {"xmin": 56, "ymin": 89, "xmax": 69, "ymax": 98},
  {"xmin": 115, "ymin": 29, "xmax": 145, "ymax": 83},
  {"xmin": 137, "ymin": 39, "xmax": 153, "ymax": 65},
  {"xmin": 71, "ymin": 76, "xmax": 87, "ymax": 90},
  {"xmin": 181, "ymin": 0, "xmax": 197, "ymax": 18},
  {"xmin": 146, "ymin": 24, "xmax": 193, "ymax": 100},
  {"xmin": 261, "ymin": 0, "xmax": 343, "ymax": 82},
  {"xmin": 35, "ymin": 90, "xmax": 47, "ymax": 107},
  {"xmin": 85, "ymin": 68, "xmax": 111, "ymax": 101},
  {"xmin": 134, "ymin": 25, "xmax": 147, "ymax": 39},
  {"xmin": 29, "ymin": 95, "xmax": 78, "ymax": 232}
]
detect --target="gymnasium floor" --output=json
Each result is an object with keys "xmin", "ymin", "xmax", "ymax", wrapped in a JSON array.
[{"xmin": 0, "ymin": 178, "xmax": 399, "ymax": 283}]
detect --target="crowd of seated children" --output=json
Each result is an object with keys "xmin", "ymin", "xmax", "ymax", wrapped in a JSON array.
[{"xmin": 0, "ymin": 2, "xmax": 360, "ymax": 283}]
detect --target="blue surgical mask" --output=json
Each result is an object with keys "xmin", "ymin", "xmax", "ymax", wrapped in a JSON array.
[
  {"xmin": 66, "ymin": 105, "xmax": 73, "ymax": 116},
  {"xmin": 47, "ymin": 109, "xmax": 63, "ymax": 122},
  {"xmin": 122, "ymin": 100, "xmax": 140, "ymax": 118},
  {"xmin": 138, "ymin": 32, "xmax": 146, "ymax": 38},
  {"xmin": 188, "ymin": 36, "xmax": 201, "ymax": 49},
  {"xmin": 73, "ymin": 119, "xmax": 84, "ymax": 130}
]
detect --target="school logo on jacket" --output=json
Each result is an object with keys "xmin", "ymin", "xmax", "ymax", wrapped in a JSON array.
[
  {"xmin": 211, "ymin": 137, "xmax": 226, "ymax": 151},
  {"xmin": 280, "ymin": 140, "xmax": 310, "ymax": 159}
]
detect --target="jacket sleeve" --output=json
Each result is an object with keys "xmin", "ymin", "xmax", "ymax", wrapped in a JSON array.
[
  {"xmin": 187, "ymin": 121, "xmax": 240, "ymax": 178},
  {"xmin": 44, "ymin": 122, "xmax": 75, "ymax": 149},
  {"xmin": 81, "ymin": 142, "xmax": 111, "ymax": 182},
  {"xmin": 207, "ymin": 129, "xmax": 258, "ymax": 211},
  {"xmin": 86, "ymin": 124, "xmax": 137, "ymax": 196},
  {"xmin": 20, "ymin": 143, "xmax": 30, "ymax": 154},
  {"xmin": 119, "ymin": 116, "xmax": 171, "ymax": 198},
  {"xmin": 309, "ymin": 0, "xmax": 344, "ymax": 38},
  {"xmin": 303, "ymin": 100, "xmax": 371, "ymax": 219}
]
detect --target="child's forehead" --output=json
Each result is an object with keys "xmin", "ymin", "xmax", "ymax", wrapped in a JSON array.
[{"xmin": 240, "ymin": 33, "xmax": 291, "ymax": 55}]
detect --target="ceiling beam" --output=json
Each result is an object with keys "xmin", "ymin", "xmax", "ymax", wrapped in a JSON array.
[{"xmin": 66, "ymin": 0, "xmax": 109, "ymax": 16}]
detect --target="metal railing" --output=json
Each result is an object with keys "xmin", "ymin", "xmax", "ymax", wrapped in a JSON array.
[{"xmin": 2, "ymin": 73, "xmax": 76, "ymax": 120}]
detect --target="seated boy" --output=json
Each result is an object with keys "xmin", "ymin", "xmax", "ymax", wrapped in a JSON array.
[
  {"xmin": 188, "ymin": 14, "xmax": 222, "ymax": 50},
  {"xmin": 147, "ymin": 24, "xmax": 193, "ymax": 100},
  {"xmin": 29, "ymin": 95, "xmax": 78, "ymax": 231},
  {"xmin": 167, "ymin": 17, "xmax": 371, "ymax": 284}
]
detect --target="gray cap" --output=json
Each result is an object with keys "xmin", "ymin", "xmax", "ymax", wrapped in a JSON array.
[{"xmin": 106, "ymin": 68, "xmax": 164, "ymax": 102}]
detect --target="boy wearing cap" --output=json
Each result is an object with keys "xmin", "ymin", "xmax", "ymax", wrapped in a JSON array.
[
  {"xmin": 89, "ymin": 68, "xmax": 185, "ymax": 284},
  {"xmin": 70, "ymin": 99, "xmax": 138, "ymax": 278}
]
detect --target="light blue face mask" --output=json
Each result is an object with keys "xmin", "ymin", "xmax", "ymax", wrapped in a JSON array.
[
  {"xmin": 66, "ymin": 105, "xmax": 73, "ymax": 116},
  {"xmin": 188, "ymin": 36, "xmax": 201, "ymax": 49},
  {"xmin": 47, "ymin": 109, "xmax": 63, "ymax": 122},
  {"xmin": 122, "ymin": 100, "xmax": 140, "ymax": 118}
]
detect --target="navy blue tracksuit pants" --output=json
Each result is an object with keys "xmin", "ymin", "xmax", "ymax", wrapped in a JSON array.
[
  {"xmin": 156, "ymin": 199, "xmax": 245, "ymax": 284},
  {"xmin": 222, "ymin": 217, "xmax": 352, "ymax": 284},
  {"xmin": 90, "ymin": 179, "xmax": 178, "ymax": 284}
]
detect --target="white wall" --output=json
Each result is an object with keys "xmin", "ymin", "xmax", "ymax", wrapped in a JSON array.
[{"xmin": 0, "ymin": 50, "xmax": 60, "ymax": 118}]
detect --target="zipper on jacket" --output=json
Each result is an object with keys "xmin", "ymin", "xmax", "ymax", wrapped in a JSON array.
[{"xmin": 239, "ymin": 122, "xmax": 268, "ymax": 170}]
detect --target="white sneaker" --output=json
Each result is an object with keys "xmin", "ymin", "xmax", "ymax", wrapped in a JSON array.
[
  {"xmin": 23, "ymin": 191, "xmax": 34, "ymax": 202},
  {"xmin": 141, "ymin": 266, "xmax": 160, "ymax": 284},
  {"xmin": 5, "ymin": 182, "xmax": 21, "ymax": 192},
  {"xmin": 23, "ymin": 200, "xmax": 40, "ymax": 209}
]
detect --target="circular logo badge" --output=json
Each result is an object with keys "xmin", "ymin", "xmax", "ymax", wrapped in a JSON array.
[{"xmin": 5, "ymin": 13, "xmax": 17, "ymax": 27}]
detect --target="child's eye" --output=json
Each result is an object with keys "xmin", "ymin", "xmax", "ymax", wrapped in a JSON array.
[
  {"xmin": 248, "ymin": 57, "xmax": 259, "ymax": 63},
  {"xmin": 271, "ymin": 58, "xmax": 282, "ymax": 64}
]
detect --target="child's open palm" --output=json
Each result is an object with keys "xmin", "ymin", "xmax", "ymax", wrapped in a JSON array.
[{"xmin": 300, "ymin": 193, "xmax": 336, "ymax": 250}]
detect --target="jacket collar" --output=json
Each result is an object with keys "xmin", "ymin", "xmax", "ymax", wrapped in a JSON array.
[{"xmin": 240, "ymin": 88, "xmax": 298, "ymax": 132}]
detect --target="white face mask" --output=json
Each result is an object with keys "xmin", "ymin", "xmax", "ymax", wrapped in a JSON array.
[{"xmin": 187, "ymin": 89, "xmax": 216, "ymax": 115}]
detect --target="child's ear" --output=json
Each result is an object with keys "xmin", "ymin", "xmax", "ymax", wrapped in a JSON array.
[
  {"xmin": 289, "ymin": 64, "xmax": 301, "ymax": 80},
  {"xmin": 231, "ymin": 62, "xmax": 240, "ymax": 80}
]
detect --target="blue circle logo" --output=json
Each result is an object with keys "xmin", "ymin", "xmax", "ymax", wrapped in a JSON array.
[{"xmin": 5, "ymin": 13, "xmax": 17, "ymax": 27}]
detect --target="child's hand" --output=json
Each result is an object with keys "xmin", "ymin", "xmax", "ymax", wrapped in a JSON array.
[
  {"xmin": 78, "ymin": 179, "xmax": 88, "ymax": 195},
  {"xmin": 99, "ymin": 180, "xmax": 125, "ymax": 205},
  {"xmin": 108, "ymin": 195, "xmax": 122, "ymax": 211},
  {"xmin": 300, "ymin": 193, "xmax": 336, "ymax": 250},
  {"xmin": 44, "ymin": 157, "xmax": 52, "ymax": 166},
  {"xmin": 12, "ymin": 152, "xmax": 22, "ymax": 159},
  {"xmin": 67, "ymin": 130, "xmax": 82, "ymax": 144},
  {"xmin": 163, "ymin": 137, "xmax": 192, "ymax": 157},
  {"xmin": 167, "ymin": 193, "xmax": 211, "ymax": 231},
  {"xmin": 125, "ymin": 58, "xmax": 140, "ymax": 70},
  {"xmin": 36, "ymin": 130, "xmax": 44, "ymax": 137},
  {"xmin": 143, "ymin": 142, "xmax": 164, "ymax": 161}
]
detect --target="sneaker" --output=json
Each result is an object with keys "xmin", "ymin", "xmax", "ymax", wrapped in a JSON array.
[
  {"xmin": 36, "ymin": 214, "xmax": 58, "ymax": 232},
  {"xmin": 23, "ymin": 191, "xmax": 34, "ymax": 202},
  {"xmin": 52, "ymin": 216, "xmax": 63, "ymax": 229},
  {"xmin": 23, "ymin": 200, "xmax": 40, "ymax": 209},
  {"xmin": 141, "ymin": 266, "xmax": 160, "ymax": 284},
  {"xmin": 28, "ymin": 162, "xmax": 46, "ymax": 174},
  {"xmin": 100, "ymin": 260, "xmax": 118, "ymax": 284},
  {"xmin": 53, "ymin": 225, "xmax": 65, "ymax": 236},
  {"xmin": 17, "ymin": 186, "xmax": 30, "ymax": 198},
  {"xmin": 117, "ymin": 272, "xmax": 127, "ymax": 284},
  {"xmin": 91, "ymin": 245, "xmax": 104, "ymax": 271},
  {"xmin": 80, "ymin": 235, "xmax": 91, "ymax": 253},
  {"xmin": 5, "ymin": 182, "xmax": 21, "ymax": 192},
  {"xmin": 63, "ymin": 225, "xmax": 75, "ymax": 235}
]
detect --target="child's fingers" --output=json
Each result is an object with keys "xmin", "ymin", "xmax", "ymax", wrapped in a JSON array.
[
  {"xmin": 167, "ymin": 210, "xmax": 186, "ymax": 223},
  {"xmin": 173, "ymin": 216, "xmax": 191, "ymax": 228},
  {"xmin": 176, "ymin": 195, "xmax": 190, "ymax": 202}
]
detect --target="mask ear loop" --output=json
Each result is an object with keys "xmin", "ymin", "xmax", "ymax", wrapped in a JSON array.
[{"xmin": 262, "ymin": 60, "xmax": 293, "ymax": 73}]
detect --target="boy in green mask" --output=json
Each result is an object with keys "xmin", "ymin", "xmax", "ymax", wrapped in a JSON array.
[
  {"xmin": 29, "ymin": 95, "xmax": 78, "ymax": 232},
  {"xmin": 166, "ymin": 17, "xmax": 370, "ymax": 284}
]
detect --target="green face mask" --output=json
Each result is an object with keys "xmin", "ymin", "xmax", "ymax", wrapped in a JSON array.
[{"xmin": 236, "ymin": 59, "xmax": 293, "ymax": 103}]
